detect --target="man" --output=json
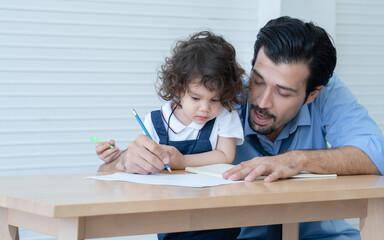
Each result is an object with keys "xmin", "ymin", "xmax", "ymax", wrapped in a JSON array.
[
  {"xmin": 221, "ymin": 16, "xmax": 384, "ymax": 240},
  {"xmin": 98, "ymin": 16, "xmax": 384, "ymax": 239}
]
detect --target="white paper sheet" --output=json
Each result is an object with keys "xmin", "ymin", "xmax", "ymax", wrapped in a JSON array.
[{"xmin": 86, "ymin": 172, "xmax": 243, "ymax": 188}]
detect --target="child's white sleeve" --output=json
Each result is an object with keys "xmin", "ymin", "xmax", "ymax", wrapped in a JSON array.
[{"xmin": 216, "ymin": 108, "xmax": 244, "ymax": 145}]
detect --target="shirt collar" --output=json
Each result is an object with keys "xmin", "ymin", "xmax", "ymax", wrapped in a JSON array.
[
  {"xmin": 244, "ymin": 103, "xmax": 311, "ymax": 140},
  {"xmin": 161, "ymin": 102, "xmax": 205, "ymax": 133},
  {"xmin": 278, "ymin": 104, "xmax": 311, "ymax": 140}
]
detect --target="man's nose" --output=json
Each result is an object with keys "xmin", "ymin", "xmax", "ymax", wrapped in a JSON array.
[{"xmin": 258, "ymin": 90, "xmax": 273, "ymax": 109}]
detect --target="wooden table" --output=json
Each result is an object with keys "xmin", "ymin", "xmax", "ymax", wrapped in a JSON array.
[{"xmin": 1, "ymin": 172, "xmax": 384, "ymax": 240}]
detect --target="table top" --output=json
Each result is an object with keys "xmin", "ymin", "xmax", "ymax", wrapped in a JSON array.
[{"xmin": 1, "ymin": 172, "xmax": 384, "ymax": 218}]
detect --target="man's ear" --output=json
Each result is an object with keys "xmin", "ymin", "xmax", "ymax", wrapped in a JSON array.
[{"xmin": 305, "ymin": 86, "xmax": 324, "ymax": 104}]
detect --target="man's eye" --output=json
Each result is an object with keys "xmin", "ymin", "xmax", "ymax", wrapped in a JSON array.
[{"xmin": 277, "ymin": 91, "xmax": 289, "ymax": 97}]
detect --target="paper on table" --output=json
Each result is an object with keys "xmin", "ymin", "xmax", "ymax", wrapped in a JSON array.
[
  {"xmin": 86, "ymin": 172, "xmax": 243, "ymax": 188},
  {"xmin": 185, "ymin": 163, "xmax": 337, "ymax": 179}
]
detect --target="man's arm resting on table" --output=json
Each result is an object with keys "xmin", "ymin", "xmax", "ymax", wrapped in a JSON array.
[
  {"xmin": 223, "ymin": 146, "xmax": 380, "ymax": 182},
  {"xmin": 300, "ymin": 146, "xmax": 380, "ymax": 175}
]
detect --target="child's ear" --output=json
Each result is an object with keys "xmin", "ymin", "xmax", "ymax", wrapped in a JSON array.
[{"xmin": 305, "ymin": 86, "xmax": 324, "ymax": 104}]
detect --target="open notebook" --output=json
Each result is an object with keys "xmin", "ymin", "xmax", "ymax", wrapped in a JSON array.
[{"xmin": 185, "ymin": 163, "xmax": 337, "ymax": 180}]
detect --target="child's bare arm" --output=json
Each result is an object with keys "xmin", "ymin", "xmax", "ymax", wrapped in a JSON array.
[{"xmin": 178, "ymin": 136, "xmax": 236, "ymax": 168}]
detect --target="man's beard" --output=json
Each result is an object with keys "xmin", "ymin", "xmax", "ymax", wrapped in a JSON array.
[{"xmin": 248, "ymin": 104, "xmax": 276, "ymax": 136}]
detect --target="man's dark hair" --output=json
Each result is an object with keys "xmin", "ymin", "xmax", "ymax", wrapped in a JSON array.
[
  {"xmin": 157, "ymin": 31, "xmax": 245, "ymax": 111},
  {"xmin": 252, "ymin": 16, "xmax": 337, "ymax": 97}
]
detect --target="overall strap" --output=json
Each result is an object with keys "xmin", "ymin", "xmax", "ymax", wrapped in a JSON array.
[
  {"xmin": 198, "ymin": 118, "xmax": 216, "ymax": 140},
  {"xmin": 151, "ymin": 110, "xmax": 168, "ymax": 144}
]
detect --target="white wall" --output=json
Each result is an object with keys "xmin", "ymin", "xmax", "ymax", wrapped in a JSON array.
[
  {"xmin": 278, "ymin": 0, "xmax": 384, "ymax": 134},
  {"xmin": 280, "ymin": 0, "xmax": 336, "ymax": 38},
  {"xmin": 0, "ymin": 0, "xmax": 258, "ymax": 239},
  {"xmin": 334, "ymin": 0, "xmax": 384, "ymax": 133},
  {"xmin": 0, "ymin": 0, "xmax": 258, "ymax": 177}
]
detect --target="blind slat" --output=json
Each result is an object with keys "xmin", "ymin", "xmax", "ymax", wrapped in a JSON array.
[{"xmin": 0, "ymin": 0, "xmax": 258, "ymax": 179}]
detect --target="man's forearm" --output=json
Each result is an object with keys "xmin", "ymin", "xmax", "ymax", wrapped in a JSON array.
[{"xmin": 297, "ymin": 146, "xmax": 380, "ymax": 175}]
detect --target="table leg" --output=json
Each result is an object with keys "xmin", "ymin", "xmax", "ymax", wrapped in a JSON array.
[
  {"xmin": 58, "ymin": 217, "xmax": 85, "ymax": 240},
  {"xmin": 360, "ymin": 198, "xmax": 384, "ymax": 239},
  {"xmin": 8, "ymin": 225, "xmax": 19, "ymax": 240},
  {"xmin": 282, "ymin": 223, "xmax": 299, "ymax": 240},
  {"xmin": 0, "ymin": 207, "xmax": 18, "ymax": 240}
]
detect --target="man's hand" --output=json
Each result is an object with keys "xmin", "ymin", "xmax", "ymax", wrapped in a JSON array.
[
  {"xmin": 98, "ymin": 134, "xmax": 187, "ymax": 174},
  {"xmin": 222, "ymin": 151, "xmax": 303, "ymax": 182},
  {"xmin": 116, "ymin": 134, "xmax": 172, "ymax": 174}
]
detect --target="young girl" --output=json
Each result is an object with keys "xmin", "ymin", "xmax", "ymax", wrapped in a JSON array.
[{"xmin": 95, "ymin": 31, "xmax": 245, "ymax": 240}]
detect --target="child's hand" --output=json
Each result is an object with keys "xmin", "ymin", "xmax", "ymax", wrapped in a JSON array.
[{"xmin": 95, "ymin": 139, "xmax": 120, "ymax": 163}]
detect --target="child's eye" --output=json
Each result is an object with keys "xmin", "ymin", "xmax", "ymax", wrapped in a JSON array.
[
  {"xmin": 254, "ymin": 80, "xmax": 263, "ymax": 86},
  {"xmin": 191, "ymin": 97, "xmax": 199, "ymax": 101},
  {"xmin": 211, "ymin": 99, "xmax": 220, "ymax": 103}
]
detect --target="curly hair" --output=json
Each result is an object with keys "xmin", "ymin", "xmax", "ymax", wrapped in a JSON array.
[{"xmin": 156, "ymin": 31, "xmax": 245, "ymax": 111}]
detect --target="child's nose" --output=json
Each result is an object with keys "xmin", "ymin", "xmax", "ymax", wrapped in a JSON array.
[{"xmin": 199, "ymin": 102, "xmax": 210, "ymax": 112}]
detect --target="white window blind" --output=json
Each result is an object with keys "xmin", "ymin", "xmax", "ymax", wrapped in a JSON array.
[
  {"xmin": 335, "ymin": 0, "xmax": 384, "ymax": 133},
  {"xmin": 0, "ymin": 0, "xmax": 258, "ymax": 176},
  {"xmin": 0, "ymin": 1, "xmax": 259, "ymax": 239}
]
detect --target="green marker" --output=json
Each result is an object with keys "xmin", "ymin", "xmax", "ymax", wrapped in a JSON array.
[{"xmin": 90, "ymin": 137, "xmax": 114, "ymax": 149}]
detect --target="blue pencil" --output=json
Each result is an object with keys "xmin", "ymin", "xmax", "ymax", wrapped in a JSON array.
[{"xmin": 132, "ymin": 109, "xmax": 172, "ymax": 173}]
